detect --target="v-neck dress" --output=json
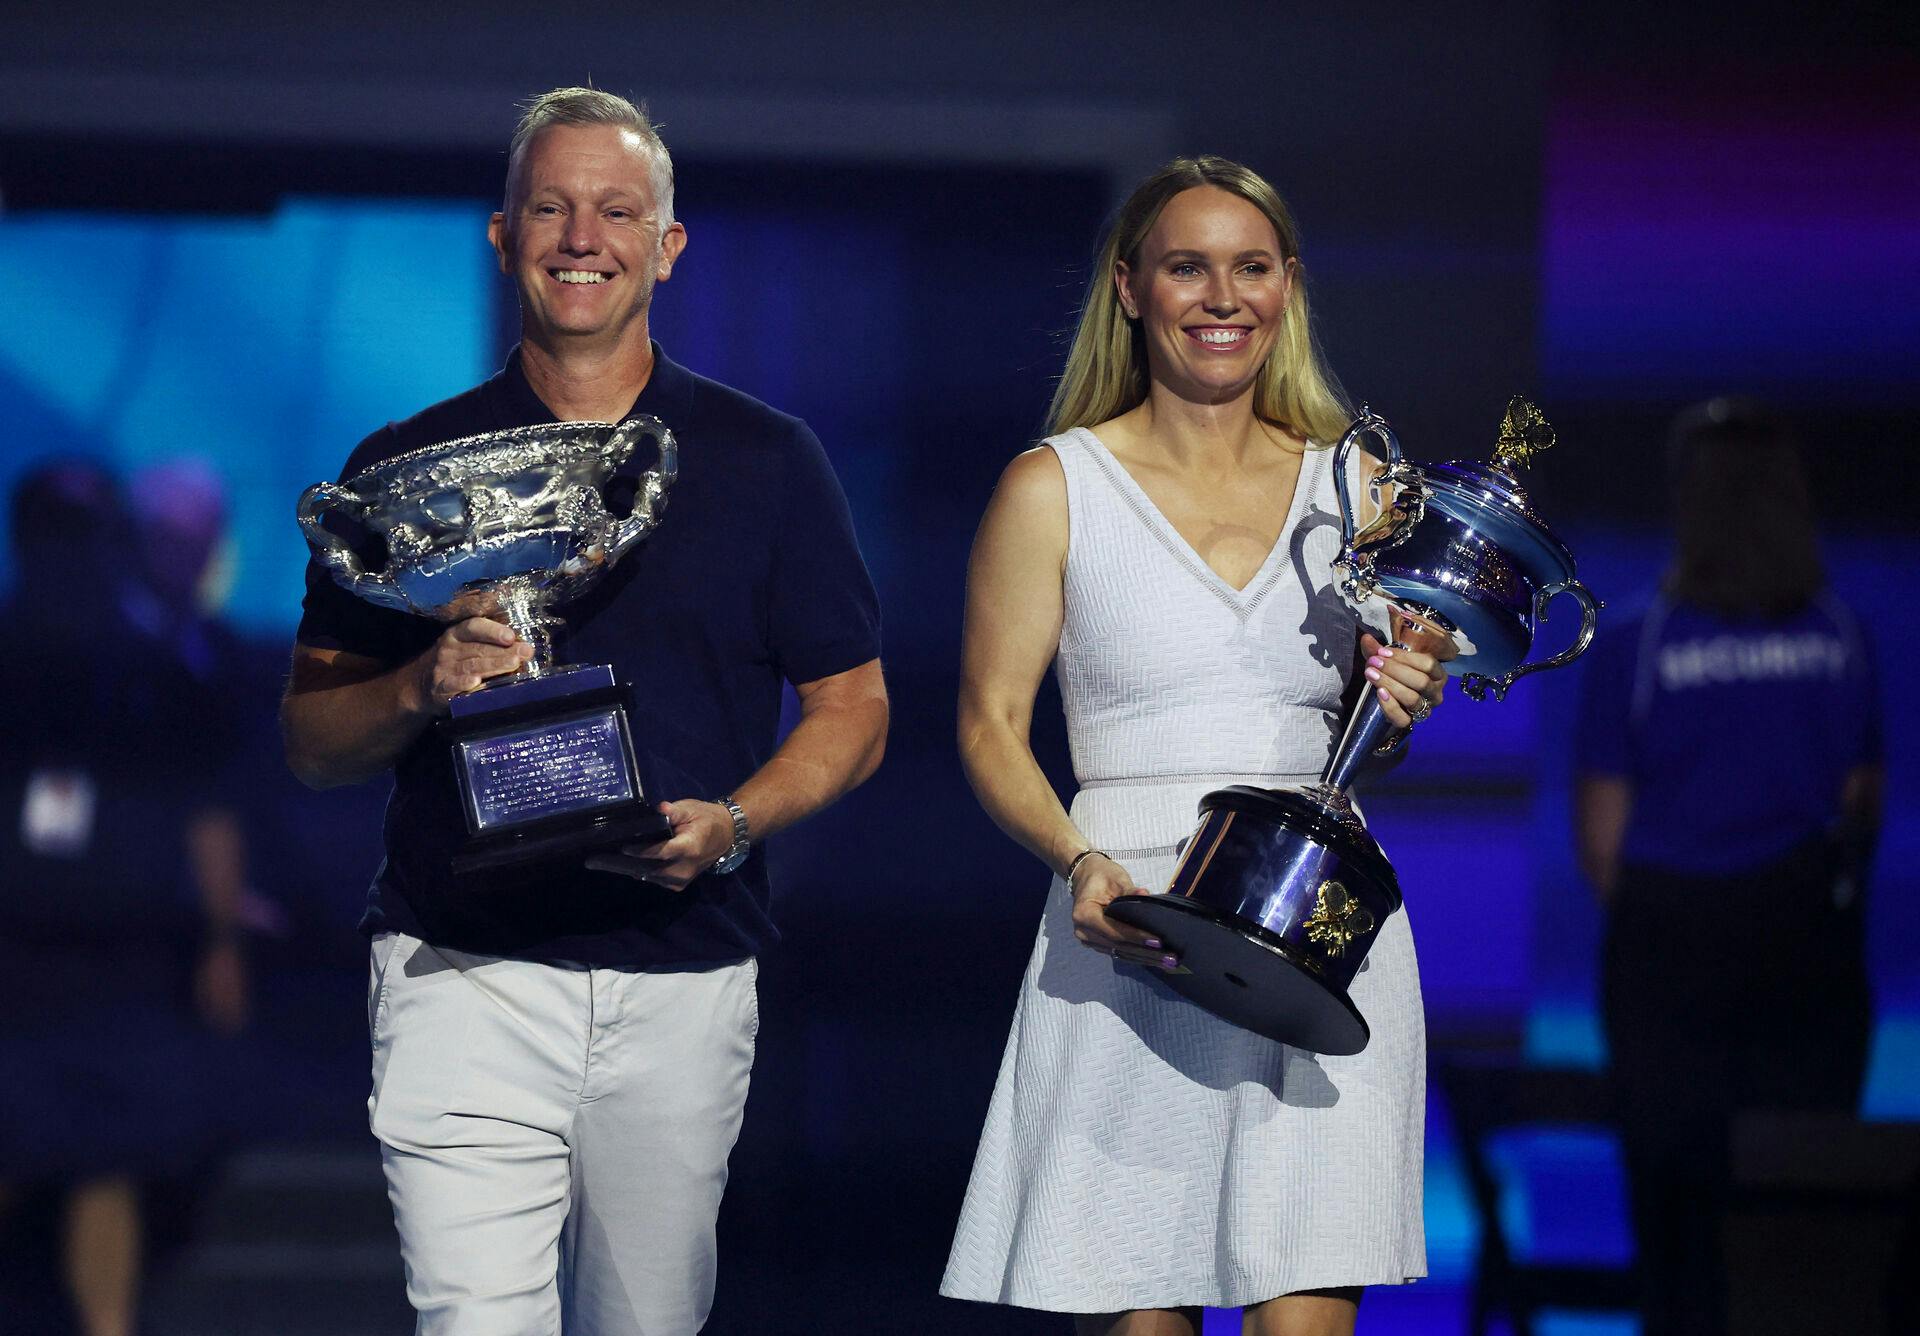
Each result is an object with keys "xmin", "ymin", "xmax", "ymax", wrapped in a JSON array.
[{"xmin": 941, "ymin": 427, "xmax": 1427, "ymax": 1311}]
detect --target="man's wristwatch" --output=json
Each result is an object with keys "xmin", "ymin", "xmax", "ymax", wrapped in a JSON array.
[{"xmin": 709, "ymin": 796, "xmax": 751, "ymax": 875}]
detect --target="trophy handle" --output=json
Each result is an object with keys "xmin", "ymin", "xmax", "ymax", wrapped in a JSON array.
[
  {"xmin": 297, "ymin": 481, "xmax": 374, "ymax": 581},
  {"xmin": 607, "ymin": 416, "xmax": 680, "ymax": 560},
  {"xmin": 1460, "ymin": 579, "xmax": 1603, "ymax": 701},
  {"xmin": 1332, "ymin": 405, "xmax": 1400, "ymax": 552}
]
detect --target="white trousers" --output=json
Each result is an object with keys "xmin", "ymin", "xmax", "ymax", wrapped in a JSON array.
[{"xmin": 367, "ymin": 932, "xmax": 759, "ymax": 1336}]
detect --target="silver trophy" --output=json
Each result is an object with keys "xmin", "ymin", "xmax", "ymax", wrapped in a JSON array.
[
  {"xmin": 297, "ymin": 416, "xmax": 677, "ymax": 876},
  {"xmin": 1108, "ymin": 399, "xmax": 1599, "ymax": 1054}
]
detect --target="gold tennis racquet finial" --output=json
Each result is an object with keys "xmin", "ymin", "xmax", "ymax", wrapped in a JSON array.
[{"xmin": 1491, "ymin": 396, "xmax": 1557, "ymax": 472}]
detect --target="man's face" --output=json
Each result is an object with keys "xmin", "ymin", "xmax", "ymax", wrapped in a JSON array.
[{"xmin": 487, "ymin": 124, "xmax": 686, "ymax": 348}]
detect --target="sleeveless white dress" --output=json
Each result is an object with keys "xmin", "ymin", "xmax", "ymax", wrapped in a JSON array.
[{"xmin": 941, "ymin": 428, "xmax": 1427, "ymax": 1312}]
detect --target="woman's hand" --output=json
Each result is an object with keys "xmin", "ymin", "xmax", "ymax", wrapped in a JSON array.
[
  {"xmin": 1360, "ymin": 622, "xmax": 1451, "ymax": 730},
  {"xmin": 1069, "ymin": 854, "xmax": 1181, "ymax": 971}
]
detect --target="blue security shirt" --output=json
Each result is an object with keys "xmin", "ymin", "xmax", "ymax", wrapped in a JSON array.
[
  {"xmin": 296, "ymin": 345, "xmax": 881, "ymax": 968},
  {"xmin": 1573, "ymin": 591, "xmax": 1880, "ymax": 875}
]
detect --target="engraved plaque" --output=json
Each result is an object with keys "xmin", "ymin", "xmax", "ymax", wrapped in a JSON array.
[{"xmin": 456, "ymin": 709, "xmax": 637, "ymax": 833}]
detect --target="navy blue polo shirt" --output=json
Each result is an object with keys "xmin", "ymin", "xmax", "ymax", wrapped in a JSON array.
[
  {"xmin": 1573, "ymin": 592, "xmax": 1880, "ymax": 876},
  {"xmin": 296, "ymin": 344, "xmax": 881, "ymax": 968}
]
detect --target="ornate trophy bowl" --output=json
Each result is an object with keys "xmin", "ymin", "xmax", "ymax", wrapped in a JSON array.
[
  {"xmin": 298, "ymin": 416, "xmax": 676, "ymax": 671},
  {"xmin": 1109, "ymin": 400, "xmax": 1598, "ymax": 1053},
  {"xmin": 1331, "ymin": 398, "xmax": 1597, "ymax": 703},
  {"xmin": 297, "ymin": 416, "xmax": 679, "ymax": 877}
]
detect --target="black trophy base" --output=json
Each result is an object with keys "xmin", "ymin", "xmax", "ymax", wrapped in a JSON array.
[
  {"xmin": 449, "ymin": 802, "xmax": 673, "ymax": 878},
  {"xmin": 441, "ymin": 663, "xmax": 671, "ymax": 881},
  {"xmin": 1105, "ymin": 894, "xmax": 1372, "ymax": 1056}
]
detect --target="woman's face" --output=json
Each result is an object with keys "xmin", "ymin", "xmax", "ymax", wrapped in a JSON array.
[{"xmin": 1115, "ymin": 185, "xmax": 1293, "ymax": 405}]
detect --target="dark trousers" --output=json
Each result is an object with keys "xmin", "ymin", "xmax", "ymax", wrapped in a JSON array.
[{"xmin": 1603, "ymin": 836, "xmax": 1872, "ymax": 1336}]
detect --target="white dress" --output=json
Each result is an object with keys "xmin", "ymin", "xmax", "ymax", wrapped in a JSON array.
[{"xmin": 941, "ymin": 428, "xmax": 1427, "ymax": 1312}]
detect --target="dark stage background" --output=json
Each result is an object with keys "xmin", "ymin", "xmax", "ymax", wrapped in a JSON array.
[{"xmin": 1, "ymin": 4, "xmax": 1915, "ymax": 1333}]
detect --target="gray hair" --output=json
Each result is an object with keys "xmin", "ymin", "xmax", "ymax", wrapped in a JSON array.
[{"xmin": 506, "ymin": 87, "xmax": 675, "ymax": 224}]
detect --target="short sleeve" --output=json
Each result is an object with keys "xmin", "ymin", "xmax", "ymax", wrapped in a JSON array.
[
  {"xmin": 1572, "ymin": 606, "xmax": 1640, "ymax": 779},
  {"xmin": 764, "ymin": 423, "xmax": 881, "ymax": 685}
]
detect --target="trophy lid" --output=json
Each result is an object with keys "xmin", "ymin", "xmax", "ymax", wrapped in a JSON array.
[
  {"xmin": 1422, "ymin": 395, "xmax": 1554, "ymax": 517},
  {"xmin": 1415, "ymin": 462, "xmax": 1579, "ymax": 590},
  {"xmin": 1410, "ymin": 398, "xmax": 1578, "ymax": 589},
  {"xmin": 1420, "ymin": 458, "xmax": 1538, "ymax": 518}
]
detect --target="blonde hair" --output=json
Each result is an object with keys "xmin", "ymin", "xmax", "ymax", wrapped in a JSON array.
[
  {"xmin": 506, "ymin": 86, "xmax": 675, "ymax": 224},
  {"xmin": 1047, "ymin": 156, "xmax": 1351, "ymax": 444}
]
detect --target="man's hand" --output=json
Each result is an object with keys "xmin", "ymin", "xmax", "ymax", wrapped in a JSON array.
[
  {"xmin": 407, "ymin": 617, "xmax": 533, "ymax": 715},
  {"xmin": 584, "ymin": 799, "xmax": 737, "ymax": 890}
]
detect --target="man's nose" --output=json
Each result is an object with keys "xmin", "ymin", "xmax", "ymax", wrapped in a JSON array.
[{"xmin": 561, "ymin": 214, "xmax": 603, "ymax": 254}]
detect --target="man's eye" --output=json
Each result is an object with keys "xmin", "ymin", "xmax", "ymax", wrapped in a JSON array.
[{"xmin": 533, "ymin": 204, "xmax": 561, "ymax": 216}]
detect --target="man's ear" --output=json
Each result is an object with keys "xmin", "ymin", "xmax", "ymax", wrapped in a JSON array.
[
  {"xmin": 487, "ymin": 213, "xmax": 511, "ymax": 274},
  {"xmin": 656, "ymin": 221, "xmax": 687, "ymax": 282}
]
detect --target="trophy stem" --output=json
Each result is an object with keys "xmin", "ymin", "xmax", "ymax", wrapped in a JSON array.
[
  {"xmin": 1320, "ymin": 685, "xmax": 1400, "ymax": 797},
  {"xmin": 496, "ymin": 578, "xmax": 558, "ymax": 679}
]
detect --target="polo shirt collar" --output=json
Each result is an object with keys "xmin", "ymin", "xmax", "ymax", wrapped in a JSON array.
[{"xmin": 496, "ymin": 341, "xmax": 693, "ymax": 430}]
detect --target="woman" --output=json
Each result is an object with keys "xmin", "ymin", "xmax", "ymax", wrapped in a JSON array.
[
  {"xmin": 1573, "ymin": 399, "xmax": 1881, "ymax": 1336},
  {"xmin": 941, "ymin": 158, "xmax": 1443, "ymax": 1335}
]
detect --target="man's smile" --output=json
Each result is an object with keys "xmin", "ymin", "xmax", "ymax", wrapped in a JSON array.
[{"xmin": 550, "ymin": 269, "xmax": 612, "ymax": 284}]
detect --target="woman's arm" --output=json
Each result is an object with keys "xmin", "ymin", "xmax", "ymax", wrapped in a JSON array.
[
  {"xmin": 1575, "ymin": 773, "xmax": 1633, "ymax": 904},
  {"xmin": 958, "ymin": 448, "xmax": 1175, "ymax": 970},
  {"xmin": 1831, "ymin": 763, "xmax": 1883, "ymax": 907}
]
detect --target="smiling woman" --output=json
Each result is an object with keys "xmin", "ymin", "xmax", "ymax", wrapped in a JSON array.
[
  {"xmin": 942, "ymin": 157, "xmax": 1435, "ymax": 1336},
  {"xmin": 1048, "ymin": 156, "xmax": 1350, "ymax": 451}
]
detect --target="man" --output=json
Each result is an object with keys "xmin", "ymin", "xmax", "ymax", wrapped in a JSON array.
[
  {"xmin": 282, "ymin": 88, "xmax": 887, "ymax": 1334},
  {"xmin": 1, "ymin": 460, "xmax": 251, "ymax": 1336}
]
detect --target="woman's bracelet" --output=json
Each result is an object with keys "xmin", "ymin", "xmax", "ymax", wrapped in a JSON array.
[{"xmin": 1065, "ymin": 847, "xmax": 1109, "ymax": 885}]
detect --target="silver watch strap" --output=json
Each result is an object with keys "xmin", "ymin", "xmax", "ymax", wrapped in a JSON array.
[
  {"xmin": 710, "ymin": 795, "xmax": 751, "ymax": 873},
  {"xmin": 719, "ymin": 795, "xmax": 750, "ymax": 848}
]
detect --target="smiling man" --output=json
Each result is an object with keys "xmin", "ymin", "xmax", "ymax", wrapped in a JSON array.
[{"xmin": 281, "ymin": 88, "xmax": 887, "ymax": 1334}]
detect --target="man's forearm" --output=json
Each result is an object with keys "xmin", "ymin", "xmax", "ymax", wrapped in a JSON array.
[
  {"xmin": 282, "ymin": 657, "xmax": 432, "ymax": 789},
  {"xmin": 732, "ymin": 683, "xmax": 887, "ymax": 842}
]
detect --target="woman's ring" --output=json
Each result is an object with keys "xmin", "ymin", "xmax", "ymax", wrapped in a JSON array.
[{"xmin": 1410, "ymin": 698, "xmax": 1433, "ymax": 724}]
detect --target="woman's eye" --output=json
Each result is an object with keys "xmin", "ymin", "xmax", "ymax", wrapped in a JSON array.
[{"xmin": 1171, "ymin": 262, "xmax": 1201, "ymax": 277}]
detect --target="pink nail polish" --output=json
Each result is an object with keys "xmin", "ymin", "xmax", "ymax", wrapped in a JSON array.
[
  {"xmin": 1378, "ymin": 686, "xmax": 1392, "ymax": 702},
  {"xmin": 1379, "ymin": 647, "xmax": 1395, "ymax": 658},
  {"xmin": 1366, "ymin": 655, "xmax": 1383, "ymax": 669},
  {"xmin": 1364, "ymin": 666, "xmax": 1381, "ymax": 681}
]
